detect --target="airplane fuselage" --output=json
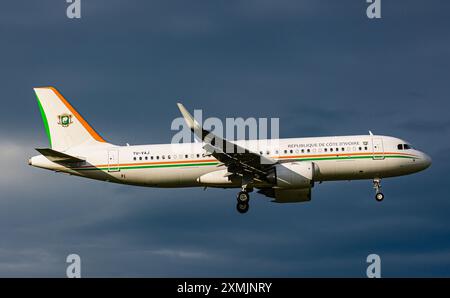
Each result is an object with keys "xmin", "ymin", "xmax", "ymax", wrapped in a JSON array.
[{"xmin": 30, "ymin": 134, "xmax": 431, "ymax": 188}]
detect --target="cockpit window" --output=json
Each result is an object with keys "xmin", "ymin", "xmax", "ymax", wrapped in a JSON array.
[
  {"xmin": 404, "ymin": 144, "xmax": 412, "ymax": 150},
  {"xmin": 397, "ymin": 144, "xmax": 403, "ymax": 150}
]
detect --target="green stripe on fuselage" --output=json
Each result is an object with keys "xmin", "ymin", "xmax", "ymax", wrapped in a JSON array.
[{"xmin": 73, "ymin": 154, "xmax": 416, "ymax": 172}]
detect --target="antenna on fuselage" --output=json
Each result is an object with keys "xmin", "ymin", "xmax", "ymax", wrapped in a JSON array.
[{"xmin": 369, "ymin": 130, "xmax": 373, "ymax": 136}]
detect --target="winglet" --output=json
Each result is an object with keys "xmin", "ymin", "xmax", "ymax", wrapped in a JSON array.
[{"xmin": 177, "ymin": 103, "xmax": 202, "ymax": 132}]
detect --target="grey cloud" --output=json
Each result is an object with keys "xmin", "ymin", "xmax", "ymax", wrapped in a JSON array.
[
  {"xmin": 0, "ymin": 0, "xmax": 450, "ymax": 277},
  {"xmin": 397, "ymin": 119, "xmax": 450, "ymax": 134}
]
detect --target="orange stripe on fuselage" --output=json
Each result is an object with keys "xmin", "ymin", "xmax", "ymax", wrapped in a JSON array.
[
  {"xmin": 77, "ymin": 158, "xmax": 219, "ymax": 169},
  {"xmin": 75, "ymin": 151, "xmax": 417, "ymax": 169},
  {"xmin": 44, "ymin": 86, "xmax": 106, "ymax": 143}
]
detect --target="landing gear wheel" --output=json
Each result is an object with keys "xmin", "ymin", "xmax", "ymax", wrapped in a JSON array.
[
  {"xmin": 372, "ymin": 178, "xmax": 384, "ymax": 202},
  {"xmin": 237, "ymin": 191, "xmax": 250, "ymax": 203},
  {"xmin": 375, "ymin": 192, "xmax": 384, "ymax": 202},
  {"xmin": 236, "ymin": 202, "xmax": 249, "ymax": 214}
]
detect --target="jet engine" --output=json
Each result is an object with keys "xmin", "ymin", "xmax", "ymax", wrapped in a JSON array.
[{"xmin": 267, "ymin": 161, "xmax": 315, "ymax": 189}]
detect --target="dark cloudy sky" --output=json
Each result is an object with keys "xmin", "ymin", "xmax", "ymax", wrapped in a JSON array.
[{"xmin": 0, "ymin": 0, "xmax": 449, "ymax": 277}]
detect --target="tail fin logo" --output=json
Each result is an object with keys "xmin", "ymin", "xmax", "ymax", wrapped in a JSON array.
[{"xmin": 58, "ymin": 114, "xmax": 73, "ymax": 127}]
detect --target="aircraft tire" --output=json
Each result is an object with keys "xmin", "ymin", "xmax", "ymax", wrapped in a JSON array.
[
  {"xmin": 237, "ymin": 191, "xmax": 250, "ymax": 203},
  {"xmin": 375, "ymin": 192, "xmax": 384, "ymax": 202},
  {"xmin": 236, "ymin": 202, "xmax": 249, "ymax": 214}
]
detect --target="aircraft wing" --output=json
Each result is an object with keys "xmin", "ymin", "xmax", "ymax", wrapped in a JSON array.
[
  {"xmin": 177, "ymin": 103, "xmax": 277, "ymax": 178},
  {"xmin": 35, "ymin": 148, "xmax": 85, "ymax": 164}
]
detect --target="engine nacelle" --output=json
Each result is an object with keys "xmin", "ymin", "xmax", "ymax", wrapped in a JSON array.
[
  {"xmin": 267, "ymin": 162, "xmax": 314, "ymax": 189},
  {"xmin": 197, "ymin": 169, "xmax": 236, "ymax": 186}
]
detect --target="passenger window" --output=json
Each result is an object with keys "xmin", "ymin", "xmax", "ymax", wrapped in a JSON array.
[
  {"xmin": 145, "ymin": 156, "xmax": 148, "ymax": 160},
  {"xmin": 133, "ymin": 157, "xmax": 136, "ymax": 161},
  {"xmin": 151, "ymin": 156, "xmax": 154, "ymax": 160},
  {"xmin": 330, "ymin": 148, "xmax": 333, "ymax": 152},
  {"xmin": 196, "ymin": 154, "xmax": 200, "ymax": 158},
  {"xmin": 342, "ymin": 148, "xmax": 345, "ymax": 151},
  {"xmin": 185, "ymin": 154, "xmax": 188, "ymax": 159},
  {"xmin": 156, "ymin": 156, "xmax": 159, "ymax": 160},
  {"xmin": 139, "ymin": 157, "xmax": 142, "ymax": 161},
  {"xmin": 324, "ymin": 148, "xmax": 327, "ymax": 152},
  {"xmin": 307, "ymin": 149, "xmax": 310, "ymax": 153},
  {"xmin": 364, "ymin": 147, "xmax": 368, "ymax": 150},
  {"xmin": 359, "ymin": 147, "xmax": 362, "ymax": 151},
  {"xmin": 301, "ymin": 149, "xmax": 304, "ymax": 153},
  {"xmin": 336, "ymin": 148, "xmax": 339, "ymax": 152},
  {"xmin": 284, "ymin": 150, "xmax": 287, "ymax": 154},
  {"xmin": 168, "ymin": 155, "xmax": 171, "ymax": 159}
]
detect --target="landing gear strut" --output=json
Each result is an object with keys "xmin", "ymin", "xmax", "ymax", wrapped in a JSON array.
[
  {"xmin": 236, "ymin": 189, "xmax": 251, "ymax": 214},
  {"xmin": 373, "ymin": 178, "xmax": 384, "ymax": 202}
]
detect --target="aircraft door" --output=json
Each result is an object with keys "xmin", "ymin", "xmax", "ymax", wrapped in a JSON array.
[
  {"xmin": 372, "ymin": 138, "xmax": 384, "ymax": 160},
  {"xmin": 108, "ymin": 149, "xmax": 120, "ymax": 172}
]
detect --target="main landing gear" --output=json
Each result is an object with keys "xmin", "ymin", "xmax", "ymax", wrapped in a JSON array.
[
  {"xmin": 373, "ymin": 178, "xmax": 384, "ymax": 202},
  {"xmin": 236, "ymin": 190, "xmax": 250, "ymax": 214},
  {"xmin": 236, "ymin": 176, "xmax": 253, "ymax": 214}
]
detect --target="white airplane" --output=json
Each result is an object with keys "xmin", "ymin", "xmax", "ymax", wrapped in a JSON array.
[{"xmin": 29, "ymin": 87, "xmax": 431, "ymax": 213}]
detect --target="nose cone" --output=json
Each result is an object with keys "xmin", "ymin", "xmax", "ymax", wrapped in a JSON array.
[
  {"xmin": 423, "ymin": 153, "xmax": 431, "ymax": 168},
  {"xmin": 421, "ymin": 153, "xmax": 432, "ymax": 169}
]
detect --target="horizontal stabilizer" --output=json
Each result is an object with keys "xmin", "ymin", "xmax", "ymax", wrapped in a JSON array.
[{"xmin": 35, "ymin": 148, "xmax": 85, "ymax": 164}]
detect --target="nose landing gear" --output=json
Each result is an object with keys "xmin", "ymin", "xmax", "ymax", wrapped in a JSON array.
[{"xmin": 373, "ymin": 178, "xmax": 384, "ymax": 202}]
